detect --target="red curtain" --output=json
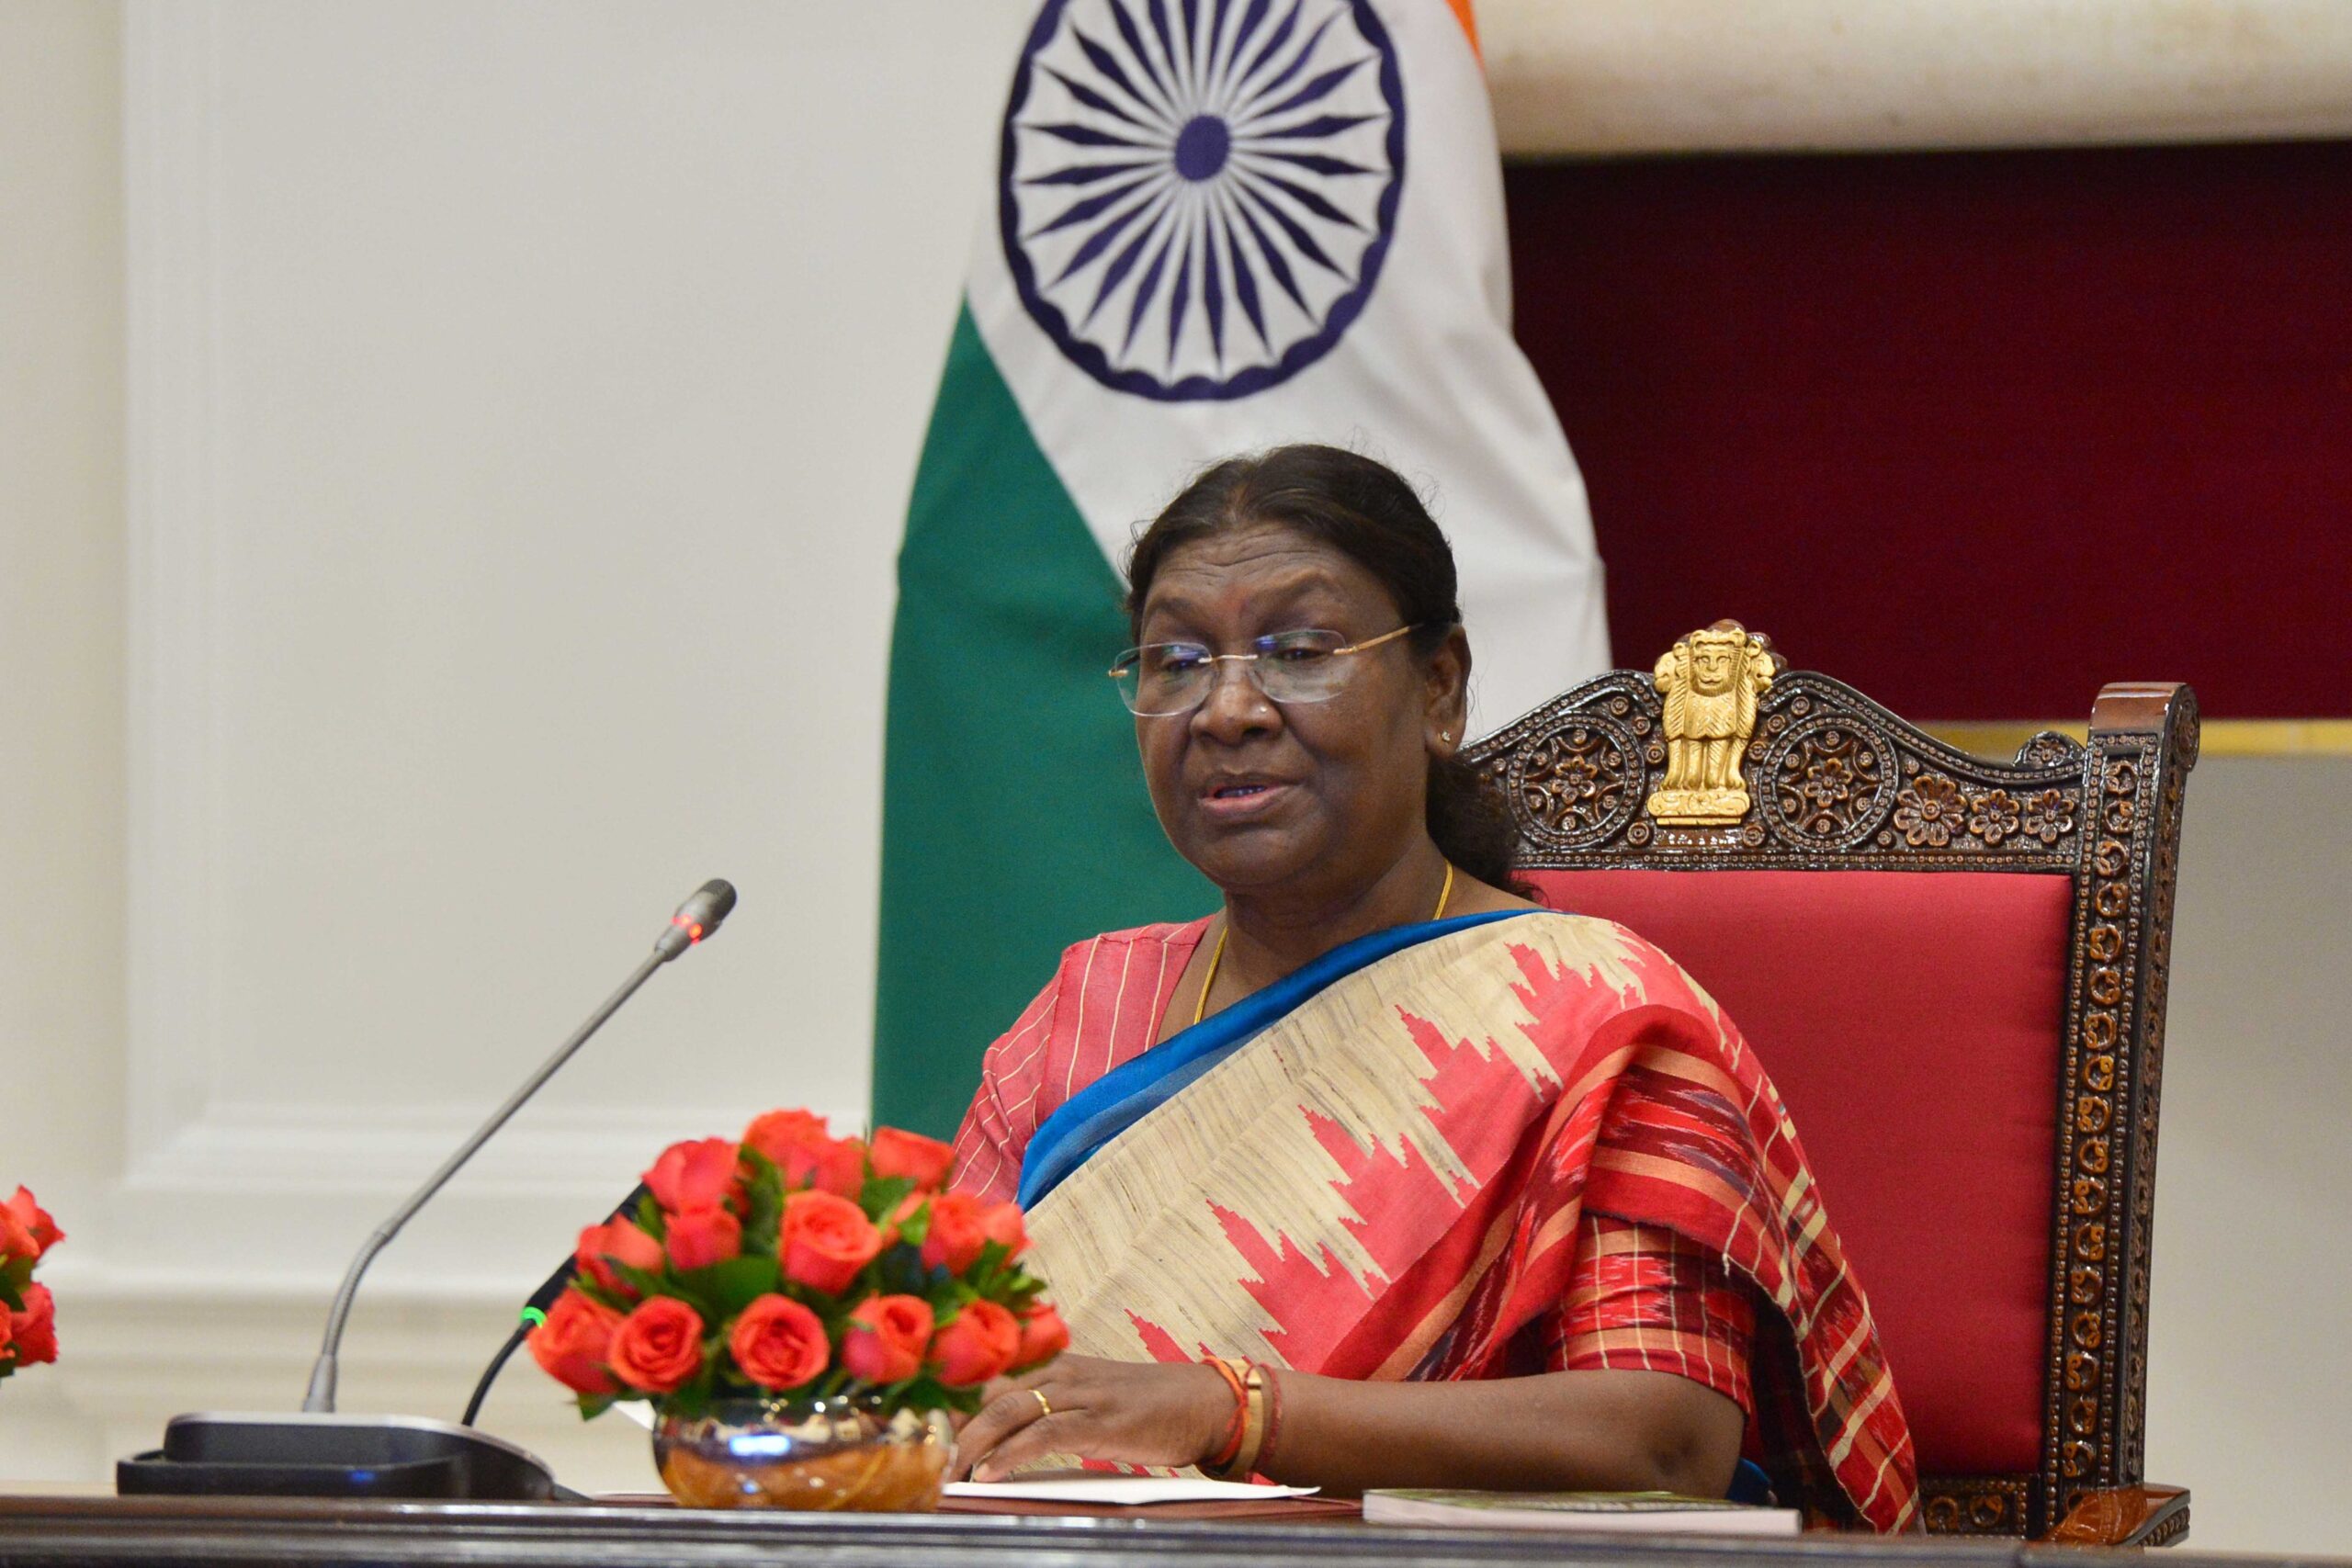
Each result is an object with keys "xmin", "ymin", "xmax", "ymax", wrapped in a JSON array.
[{"xmin": 1505, "ymin": 141, "xmax": 2352, "ymax": 718}]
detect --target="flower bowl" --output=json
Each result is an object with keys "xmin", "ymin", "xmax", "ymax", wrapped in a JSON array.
[{"xmin": 653, "ymin": 1396, "xmax": 953, "ymax": 1511}]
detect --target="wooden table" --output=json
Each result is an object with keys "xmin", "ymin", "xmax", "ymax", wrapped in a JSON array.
[{"xmin": 0, "ymin": 1495, "xmax": 2291, "ymax": 1568}]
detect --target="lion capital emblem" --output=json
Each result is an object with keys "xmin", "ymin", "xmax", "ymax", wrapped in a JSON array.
[{"xmin": 1646, "ymin": 621, "xmax": 1781, "ymax": 826}]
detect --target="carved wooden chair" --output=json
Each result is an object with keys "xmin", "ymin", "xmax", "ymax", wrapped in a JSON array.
[{"xmin": 1464, "ymin": 623, "xmax": 2197, "ymax": 1546}]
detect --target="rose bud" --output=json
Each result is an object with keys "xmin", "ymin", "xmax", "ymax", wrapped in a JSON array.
[
  {"xmin": 919, "ymin": 1192, "xmax": 990, "ymax": 1275},
  {"xmin": 729, "ymin": 1294, "xmax": 830, "ymax": 1392},
  {"xmin": 573, "ymin": 1216, "xmax": 664, "ymax": 1298},
  {"xmin": 842, "ymin": 1294, "xmax": 933, "ymax": 1384},
  {"xmin": 6, "ymin": 1283, "xmax": 58, "ymax": 1367},
  {"xmin": 608, "ymin": 1295, "xmax": 706, "ymax": 1394},
  {"xmin": 643, "ymin": 1137, "xmax": 741, "ymax": 1213},
  {"xmin": 527, "ymin": 1288, "xmax": 623, "ymax": 1396},
  {"xmin": 868, "ymin": 1128, "xmax": 956, "ymax": 1192},
  {"xmin": 980, "ymin": 1201, "xmax": 1028, "ymax": 1260},
  {"xmin": 3, "ymin": 1188, "xmax": 63, "ymax": 1259},
  {"xmin": 779, "ymin": 1190, "xmax": 883, "ymax": 1294},
  {"xmin": 1011, "ymin": 1303, "xmax": 1069, "ymax": 1373},
  {"xmin": 929, "ymin": 1299, "xmax": 1021, "ymax": 1387},
  {"xmin": 742, "ymin": 1109, "xmax": 865, "ymax": 1198},
  {"xmin": 663, "ymin": 1205, "xmax": 743, "ymax": 1271}
]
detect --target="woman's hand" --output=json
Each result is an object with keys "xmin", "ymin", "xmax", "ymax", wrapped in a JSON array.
[{"xmin": 947, "ymin": 1354, "xmax": 1233, "ymax": 1483}]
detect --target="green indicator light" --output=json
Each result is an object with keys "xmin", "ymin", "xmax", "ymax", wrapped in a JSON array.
[{"xmin": 519, "ymin": 1306, "xmax": 547, "ymax": 1328}]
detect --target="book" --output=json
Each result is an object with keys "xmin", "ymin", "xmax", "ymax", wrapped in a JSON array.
[{"xmin": 1363, "ymin": 1489, "xmax": 1801, "ymax": 1535}]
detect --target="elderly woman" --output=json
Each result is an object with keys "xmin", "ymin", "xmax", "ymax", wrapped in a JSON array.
[{"xmin": 944, "ymin": 446, "xmax": 1916, "ymax": 1531}]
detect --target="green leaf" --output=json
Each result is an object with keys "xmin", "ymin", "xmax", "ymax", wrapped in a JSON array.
[
  {"xmin": 633, "ymin": 1195, "xmax": 667, "ymax": 1242},
  {"xmin": 711, "ymin": 1254, "xmax": 780, "ymax": 1314},
  {"xmin": 740, "ymin": 1148, "xmax": 785, "ymax": 1257},
  {"xmin": 578, "ymin": 1393, "xmax": 616, "ymax": 1421},
  {"xmin": 608, "ymin": 1263, "xmax": 715, "ymax": 1321},
  {"xmin": 893, "ymin": 1200, "xmax": 933, "ymax": 1248},
  {"xmin": 860, "ymin": 1173, "xmax": 916, "ymax": 1221},
  {"xmin": 573, "ymin": 1277, "xmax": 629, "ymax": 1313}
]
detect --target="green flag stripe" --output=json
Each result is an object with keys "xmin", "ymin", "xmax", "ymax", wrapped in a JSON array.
[{"xmin": 873, "ymin": 305, "xmax": 1210, "ymax": 1139}]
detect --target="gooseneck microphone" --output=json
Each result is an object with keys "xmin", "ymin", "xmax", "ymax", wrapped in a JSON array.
[
  {"xmin": 119, "ymin": 881, "xmax": 740, "ymax": 1502},
  {"xmin": 300, "ymin": 879, "xmax": 736, "ymax": 1413}
]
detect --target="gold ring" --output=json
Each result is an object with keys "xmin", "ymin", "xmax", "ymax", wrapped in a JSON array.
[{"xmin": 1031, "ymin": 1389, "xmax": 1053, "ymax": 1420}]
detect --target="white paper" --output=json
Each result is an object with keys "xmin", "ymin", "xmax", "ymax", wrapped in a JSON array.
[{"xmin": 944, "ymin": 1476, "xmax": 1321, "ymax": 1506}]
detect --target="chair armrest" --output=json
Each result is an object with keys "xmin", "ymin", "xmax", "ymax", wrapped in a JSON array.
[{"xmin": 2041, "ymin": 1485, "xmax": 2190, "ymax": 1547}]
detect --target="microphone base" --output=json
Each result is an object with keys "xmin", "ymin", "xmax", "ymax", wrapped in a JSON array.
[{"xmin": 119, "ymin": 1412, "xmax": 562, "ymax": 1502}]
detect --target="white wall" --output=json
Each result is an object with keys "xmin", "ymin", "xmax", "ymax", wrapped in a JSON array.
[{"xmin": 0, "ymin": 0, "xmax": 2347, "ymax": 1548}]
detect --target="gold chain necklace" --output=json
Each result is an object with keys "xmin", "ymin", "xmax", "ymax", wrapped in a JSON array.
[{"xmin": 1192, "ymin": 862, "xmax": 1455, "ymax": 1028}]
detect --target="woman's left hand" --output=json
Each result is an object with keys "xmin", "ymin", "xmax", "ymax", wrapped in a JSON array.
[{"xmin": 948, "ymin": 1354, "xmax": 1234, "ymax": 1482}]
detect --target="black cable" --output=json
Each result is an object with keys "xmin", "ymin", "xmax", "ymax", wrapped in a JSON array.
[{"xmin": 461, "ymin": 1320, "xmax": 532, "ymax": 1428}]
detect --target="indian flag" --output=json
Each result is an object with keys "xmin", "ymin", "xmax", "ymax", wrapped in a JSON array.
[{"xmin": 875, "ymin": 0, "xmax": 1608, "ymax": 1136}]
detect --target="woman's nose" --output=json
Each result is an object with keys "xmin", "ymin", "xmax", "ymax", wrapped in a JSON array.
[{"xmin": 1191, "ymin": 657, "xmax": 1277, "ymax": 739}]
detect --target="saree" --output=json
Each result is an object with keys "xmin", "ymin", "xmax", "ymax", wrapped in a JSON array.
[{"xmin": 951, "ymin": 909, "xmax": 1918, "ymax": 1531}]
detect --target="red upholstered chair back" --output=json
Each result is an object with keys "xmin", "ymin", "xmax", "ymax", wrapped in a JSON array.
[{"xmin": 1462, "ymin": 626, "xmax": 2197, "ymax": 1540}]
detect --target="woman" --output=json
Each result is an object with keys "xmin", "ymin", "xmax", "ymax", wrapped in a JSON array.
[{"xmin": 944, "ymin": 446, "xmax": 1916, "ymax": 1530}]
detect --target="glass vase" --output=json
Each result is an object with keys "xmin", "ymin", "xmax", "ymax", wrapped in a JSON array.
[{"xmin": 652, "ymin": 1395, "xmax": 954, "ymax": 1511}]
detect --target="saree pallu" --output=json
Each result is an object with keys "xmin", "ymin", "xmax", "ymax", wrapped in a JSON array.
[{"xmin": 956, "ymin": 909, "xmax": 1917, "ymax": 1532}]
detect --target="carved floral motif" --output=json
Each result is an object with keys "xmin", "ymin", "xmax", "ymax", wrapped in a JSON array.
[
  {"xmin": 1894, "ymin": 775, "xmax": 1968, "ymax": 846},
  {"xmin": 1968, "ymin": 788, "xmax": 2023, "ymax": 845},
  {"xmin": 2022, "ymin": 789, "xmax": 2078, "ymax": 845},
  {"xmin": 1507, "ymin": 717, "xmax": 1639, "ymax": 847}
]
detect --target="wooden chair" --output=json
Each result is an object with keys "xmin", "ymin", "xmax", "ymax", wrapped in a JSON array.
[{"xmin": 1464, "ymin": 622, "xmax": 2196, "ymax": 1546}]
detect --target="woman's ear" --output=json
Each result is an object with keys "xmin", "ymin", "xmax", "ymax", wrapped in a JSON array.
[{"xmin": 1426, "ymin": 626, "xmax": 1472, "ymax": 750}]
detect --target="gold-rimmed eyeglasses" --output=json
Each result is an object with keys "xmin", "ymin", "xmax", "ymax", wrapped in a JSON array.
[{"xmin": 1108, "ymin": 625, "xmax": 1426, "ymax": 717}]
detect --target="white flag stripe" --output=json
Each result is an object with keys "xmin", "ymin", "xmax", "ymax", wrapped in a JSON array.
[{"xmin": 972, "ymin": 0, "xmax": 1607, "ymax": 735}]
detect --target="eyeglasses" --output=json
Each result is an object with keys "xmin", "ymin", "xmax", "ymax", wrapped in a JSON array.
[{"xmin": 1108, "ymin": 625, "xmax": 1425, "ymax": 717}]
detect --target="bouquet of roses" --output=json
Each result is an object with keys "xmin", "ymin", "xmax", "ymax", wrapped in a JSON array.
[
  {"xmin": 0, "ymin": 1186, "xmax": 63, "ymax": 1386},
  {"xmin": 528, "ymin": 1110, "xmax": 1066, "ymax": 1419}
]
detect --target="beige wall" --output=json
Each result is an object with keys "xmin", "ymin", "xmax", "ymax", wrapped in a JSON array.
[
  {"xmin": 0, "ymin": 1, "xmax": 2346, "ymax": 1551},
  {"xmin": 0, "ymin": 0, "xmax": 127, "ymax": 1258}
]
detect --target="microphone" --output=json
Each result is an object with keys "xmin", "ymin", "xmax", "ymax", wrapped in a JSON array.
[
  {"xmin": 302, "ymin": 878, "xmax": 737, "ymax": 1412},
  {"xmin": 119, "ymin": 880, "xmax": 738, "ymax": 1503}
]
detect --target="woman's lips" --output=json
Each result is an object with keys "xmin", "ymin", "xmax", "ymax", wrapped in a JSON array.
[{"xmin": 1198, "ymin": 781, "xmax": 1295, "ymax": 820}]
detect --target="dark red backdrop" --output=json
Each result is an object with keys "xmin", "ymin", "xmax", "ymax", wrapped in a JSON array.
[{"xmin": 1503, "ymin": 141, "xmax": 2352, "ymax": 718}]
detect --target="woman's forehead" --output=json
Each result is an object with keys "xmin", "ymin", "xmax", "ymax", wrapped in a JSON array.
[{"xmin": 1141, "ymin": 525, "xmax": 1391, "ymax": 623}]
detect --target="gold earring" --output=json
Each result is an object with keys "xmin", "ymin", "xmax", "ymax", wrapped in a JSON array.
[{"xmin": 1439, "ymin": 731, "xmax": 1453, "ymax": 744}]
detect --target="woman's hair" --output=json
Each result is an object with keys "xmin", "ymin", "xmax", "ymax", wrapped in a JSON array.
[{"xmin": 1125, "ymin": 444, "xmax": 1524, "ymax": 890}]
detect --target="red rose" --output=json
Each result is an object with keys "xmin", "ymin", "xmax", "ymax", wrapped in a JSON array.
[
  {"xmin": 1011, "ymin": 1303, "xmax": 1069, "ymax": 1372},
  {"xmin": 527, "ymin": 1288, "xmax": 622, "ymax": 1395},
  {"xmin": 868, "ymin": 1128, "xmax": 956, "ymax": 1192},
  {"xmin": 664, "ymin": 1205, "xmax": 742, "ymax": 1271},
  {"xmin": 6, "ymin": 1283, "xmax": 57, "ymax": 1367},
  {"xmin": 842, "ymin": 1294, "xmax": 933, "ymax": 1384},
  {"xmin": 0, "ymin": 1208, "xmax": 33, "ymax": 1265},
  {"xmin": 779, "ymin": 1190, "xmax": 882, "ymax": 1295},
  {"xmin": 609, "ymin": 1296, "xmax": 706, "ymax": 1394},
  {"xmin": 980, "ymin": 1201, "xmax": 1027, "ymax": 1259},
  {"xmin": 644, "ymin": 1137, "xmax": 741, "ymax": 1213},
  {"xmin": 920, "ymin": 1192, "xmax": 989, "ymax": 1275},
  {"xmin": 573, "ymin": 1217, "xmax": 663, "ymax": 1298},
  {"xmin": 728, "ymin": 1293, "xmax": 830, "ymax": 1391},
  {"xmin": 742, "ymin": 1109, "xmax": 865, "ymax": 1198},
  {"xmin": 930, "ymin": 1299, "xmax": 1020, "ymax": 1387},
  {"xmin": 3, "ymin": 1188, "xmax": 62, "ymax": 1259}
]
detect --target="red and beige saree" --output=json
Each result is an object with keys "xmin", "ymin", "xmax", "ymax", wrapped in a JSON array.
[{"xmin": 950, "ymin": 908, "xmax": 1917, "ymax": 1531}]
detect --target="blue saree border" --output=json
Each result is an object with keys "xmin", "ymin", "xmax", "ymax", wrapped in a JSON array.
[{"xmin": 1016, "ymin": 908, "xmax": 1539, "ymax": 1208}]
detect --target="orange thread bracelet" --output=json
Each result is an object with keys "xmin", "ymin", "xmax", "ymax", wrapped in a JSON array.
[{"xmin": 1202, "ymin": 1356, "xmax": 1248, "ymax": 1469}]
